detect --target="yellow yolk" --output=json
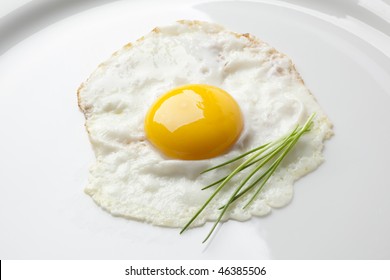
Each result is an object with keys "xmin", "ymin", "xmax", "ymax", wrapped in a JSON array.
[{"xmin": 144, "ymin": 84, "xmax": 244, "ymax": 160}]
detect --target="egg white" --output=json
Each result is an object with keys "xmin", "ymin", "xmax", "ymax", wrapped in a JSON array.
[{"xmin": 78, "ymin": 20, "xmax": 333, "ymax": 227}]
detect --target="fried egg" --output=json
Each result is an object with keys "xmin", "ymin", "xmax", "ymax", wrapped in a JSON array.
[{"xmin": 77, "ymin": 20, "xmax": 333, "ymax": 227}]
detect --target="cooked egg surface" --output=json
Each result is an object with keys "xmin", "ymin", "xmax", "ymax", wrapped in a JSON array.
[
  {"xmin": 78, "ymin": 20, "xmax": 333, "ymax": 227},
  {"xmin": 144, "ymin": 84, "xmax": 244, "ymax": 160}
]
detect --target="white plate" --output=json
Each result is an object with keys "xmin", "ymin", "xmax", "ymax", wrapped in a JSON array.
[{"xmin": 1, "ymin": 0, "xmax": 390, "ymax": 259}]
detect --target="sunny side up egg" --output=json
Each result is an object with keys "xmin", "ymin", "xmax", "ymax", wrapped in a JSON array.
[{"xmin": 78, "ymin": 21, "xmax": 333, "ymax": 227}]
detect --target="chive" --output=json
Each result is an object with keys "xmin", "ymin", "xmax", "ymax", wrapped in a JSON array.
[{"xmin": 180, "ymin": 113, "xmax": 316, "ymax": 242}]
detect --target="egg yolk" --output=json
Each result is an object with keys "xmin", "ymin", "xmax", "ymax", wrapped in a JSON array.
[{"xmin": 144, "ymin": 84, "xmax": 244, "ymax": 160}]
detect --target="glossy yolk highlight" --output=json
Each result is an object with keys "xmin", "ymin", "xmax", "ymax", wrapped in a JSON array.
[{"xmin": 144, "ymin": 84, "xmax": 244, "ymax": 160}]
